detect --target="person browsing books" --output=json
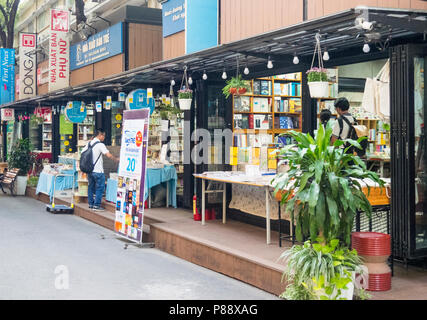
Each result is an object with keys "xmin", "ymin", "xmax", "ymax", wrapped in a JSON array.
[
  {"xmin": 330, "ymin": 97, "xmax": 356, "ymax": 146},
  {"xmin": 81, "ymin": 129, "xmax": 119, "ymax": 211}
]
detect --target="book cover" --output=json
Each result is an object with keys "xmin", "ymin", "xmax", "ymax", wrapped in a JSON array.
[
  {"xmin": 234, "ymin": 114, "xmax": 243, "ymax": 129},
  {"xmin": 240, "ymin": 96, "xmax": 251, "ymax": 112},
  {"xmin": 253, "ymin": 80, "xmax": 261, "ymax": 95},
  {"xmin": 260, "ymin": 80, "xmax": 270, "ymax": 95},
  {"xmin": 248, "ymin": 114, "xmax": 254, "ymax": 129},
  {"xmin": 267, "ymin": 148, "xmax": 277, "ymax": 170},
  {"xmin": 254, "ymin": 115, "xmax": 264, "ymax": 129},
  {"xmin": 241, "ymin": 114, "xmax": 249, "ymax": 129},
  {"xmin": 252, "ymin": 148, "xmax": 260, "ymax": 166},
  {"xmin": 261, "ymin": 115, "xmax": 270, "ymax": 129},
  {"xmin": 233, "ymin": 96, "xmax": 242, "ymax": 112},
  {"xmin": 274, "ymin": 83, "xmax": 281, "ymax": 96}
]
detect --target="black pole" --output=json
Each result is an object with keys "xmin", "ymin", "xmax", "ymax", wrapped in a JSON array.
[{"xmin": 2, "ymin": 122, "xmax": 7, "ymax": 162}]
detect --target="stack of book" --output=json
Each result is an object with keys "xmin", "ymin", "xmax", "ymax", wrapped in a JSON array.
[
  {"xmin": 253, "ymin": 97, "xmax": 271, "ymax": 112},
  {"xmin": 253, "ymin": 80, "xmax": 272, "ymax": 95}
]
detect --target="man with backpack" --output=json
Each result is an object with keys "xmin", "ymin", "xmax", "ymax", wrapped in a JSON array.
[
  {"xmin": 80, "ymin": 129, "xmax": 119, "ymax": 211},
  {"xmin": 331, "ymin": 97, "xmax": 368, "ymax": 158}
]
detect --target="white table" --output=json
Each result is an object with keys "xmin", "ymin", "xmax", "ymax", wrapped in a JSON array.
[{"xmin": 194, "ymin": 172, "xmax": 276, "ymax": 245}]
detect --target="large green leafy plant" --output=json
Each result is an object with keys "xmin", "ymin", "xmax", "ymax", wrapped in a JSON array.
[
  {"xmin": 272, "ymin": 123, "xmax": 384, "ymax": 245},
  {"xmin": 7, "ymin": 138, "xmax": 36, "ymax": 176}
]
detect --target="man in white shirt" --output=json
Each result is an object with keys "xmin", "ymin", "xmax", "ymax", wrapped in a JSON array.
[
  {"xmin": 331, "ymin": 97, "xmax": 356, "ymax": 146},
  {"xmin": 82, "ymin": 130, "xmax": 119, "ymax": 211}
]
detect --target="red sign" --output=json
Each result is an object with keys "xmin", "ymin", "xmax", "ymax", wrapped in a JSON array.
[
  {"xmin": 49, "ymin": 9, "xmax": 70, "ymax": 92},
  {"xmin": 136, "ymin": 131, "xmax": 143, "ymax": 147},
  {"xmin": 51, "ymin": 9, "xmax": 69, "ymax": 32},
  {"xmin": 22, "ymin": 34, "xmax": 36, "ymax": 47}
]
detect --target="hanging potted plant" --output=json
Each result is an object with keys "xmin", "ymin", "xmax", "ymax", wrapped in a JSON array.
[
  {"xmin": 222, "ymin": 74, "xmax": 250, "ymax": 98},
  {"xmin": 7, "ymin": 138, "xmax": 36, "ymax": 195},
  {"xmin": 272, "ymin": 123, "xmax": 384, "ymax": 299},
  {"xmin": 307, "ymin": 67, "xmax": 329, "ymax": 98},
  {"xmin": 307, "ymin": 34, "xmax": 330, "ymax": 98},
  {"xmin": 177, "ymin": 88, "xmax": 193, "ymax": 110}
]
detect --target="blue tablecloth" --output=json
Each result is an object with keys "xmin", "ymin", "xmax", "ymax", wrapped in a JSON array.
[
  {"xmin": 105, "ymin": 165, "xmax": 177, "ymax": 208},
  {"xmin": 35, "ymin": 170, "xmax": 78, "ymax": 201}
]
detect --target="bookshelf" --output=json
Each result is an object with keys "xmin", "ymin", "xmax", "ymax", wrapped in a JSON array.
[
  {"xmin": 77, "ymin": 106, "xmax": 95, "ymax": 155},
  {"xmin": 232, "ymin": 72, "xmax": 303, "ymax": 148},
  {"xmin": 42, "ymin": 122, "xmax": 52, "ymax": 152}
]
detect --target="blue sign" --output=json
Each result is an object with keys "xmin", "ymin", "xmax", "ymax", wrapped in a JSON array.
[
  {"xmin": 125, "ymin": 89, "xmax": 155, "ymax": 115},
  {"xmin": 186, "ymin": 0, "xmax": 218, "ymax": 54},
  {"xmin": 70, "ymin": 22, "xmax": 123, "ymax": 71},
  {"xmin": 65, "ymin": 101, "xmax": 87, "ymax": 123},
  {"xmin": 0, "ymin": 49, "xmax": 15, "ymax": 105},
  {"xmin": 162, "ymin": 0, "xmax": 185, "ymax": 38}
]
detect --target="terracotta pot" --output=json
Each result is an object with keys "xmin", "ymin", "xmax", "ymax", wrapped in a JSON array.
[{"xmin": 238, "ymin": 87, "xmax": 247, "ymax": 94}]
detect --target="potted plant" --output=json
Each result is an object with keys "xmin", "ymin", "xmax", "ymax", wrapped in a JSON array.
[
  {"xmin": 307, "ymin": 67, "xmax": 329, "ymax": 98},
  {"xmin": 272, "ymin": 123, "xmax": 384, "ymax": 299},
  {"xmin": 279, "ymin": 239, "xmax": 369, "ymax": 300},
  {"xmin": 177, "ymin": 88, "xmax": 193, "ymax": 110},
  {"xmin": 7, "ymin": 138, "xmax": 36, "ymax": 195},
  {"xmin": 222, "ymin": 74, "xmax": 250, "ymax": 98}
]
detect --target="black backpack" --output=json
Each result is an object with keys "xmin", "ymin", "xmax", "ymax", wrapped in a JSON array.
[
  {"xmin": 338, "ymin": 116, "xmax": 368, "ymax": 157},
  {"xmin": 80, "ymin": 141, "xmax": 102, "ymax": 173}
]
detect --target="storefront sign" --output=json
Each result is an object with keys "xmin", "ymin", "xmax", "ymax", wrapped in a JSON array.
[
  {"xmin": 115, "ymin": 109, "xmax": 150, "ymax": 243},
  {"xmin": 1, "ymin": 108, "xmax": 14, "ymax": 121},
  {"xmin": 65, "ymin": 101, "xmax": 87, "ymax": 123},
  {"xmin": 70, "ymin": 22, "xmax": 123, "ymax": 71},
  {"xmin": 118, "ymin": 92, "xmax": 126, "ymax": 102},
  {"xmin": 186, "ymin": 0, "xmax": 218, "ymax": 54},
  {"xmin": 19, "ymin": 33, "xmax": 37, "ymax": 99},
  {"xmin": 34, "ymin": 107, "xmax": 52, "ymax": 122},
  {"xmin": 49, "ymin": 9, "xmax": 70, "ymax": 92},
  {"xmin": 162, "ymin": 0, "xmax": 186, "ymax": 37},
  {"xmin": 0, "ymin": 48, "xmax": 15, "ymax": 105},
  {"xmin": 125, "ymin": 89, "xmax": 155, "ymax": 115}
]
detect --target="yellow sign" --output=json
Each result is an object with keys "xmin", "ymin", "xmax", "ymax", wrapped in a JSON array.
[
  {"xmin": 115, "ymin": 114, "xmax": 122, "ymax": 121},
  {"xmin": 64, "ymin": 140, "xmax": 69, "ymax": 146}
]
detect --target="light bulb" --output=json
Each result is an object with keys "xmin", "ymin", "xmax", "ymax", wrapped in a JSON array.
[
  {"xmin": 323, "ymin": 51, "xmax": 329, "ymax": 61},
  {"xmin": 188, "ymin": 77, "xmax": 193, "ymax": 85},
  {"xmin": 267, "ymin": 56, "xmax": 273, "ymax": 69},
  {"xmin": 363, "ymin": 43, "xmax": 370, "ymax": 53},
  {"xmin": 202, "ymin": 71, "xmax": 207, "ymax": 80},
  {"xmin": 171, "ymin": 79, "xmax": 175, "ymax": 86},
  {"xmin": 293, "ymin": 55, "xmax": 299, "ymax": 64},
  {"xmin": 244, "ymin": 66, "xmax": 249, "ymax": 75},
  {"xmin": 222, "ymin": 71, "xmax": 227, "ymax": 80}
]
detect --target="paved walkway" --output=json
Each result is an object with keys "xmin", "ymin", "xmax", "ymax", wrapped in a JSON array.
[{"xmin": 0, "ymin": 195, "xmax": 278, "ymax": 300}]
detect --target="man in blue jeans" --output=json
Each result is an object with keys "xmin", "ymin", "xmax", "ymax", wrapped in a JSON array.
[{"xmin": 82, "ymin": 130, "xmax": 119, "ymax": 211}]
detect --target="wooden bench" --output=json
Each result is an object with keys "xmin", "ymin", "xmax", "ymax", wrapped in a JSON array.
[{"xmin": 0, "ymin": 168, "xmax": 20, "ymax": 196}]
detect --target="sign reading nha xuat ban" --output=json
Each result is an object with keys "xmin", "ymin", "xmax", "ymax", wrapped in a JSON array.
[
  {"xmin": 115, "ymin": 109, "xmax": 150, "ymax": 243},
  {"xmin": 49, "ymin": 9, "xmax": 70, "ymax": 92}
]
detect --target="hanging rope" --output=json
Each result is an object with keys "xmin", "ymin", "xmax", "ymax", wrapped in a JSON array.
[
  {"xmin": 310, "ymin": 33, "xmax": 324, "ymax": 70},
  {"xmin": 180, "ymin": 66, "xmax": 189, "ymax": 90}
]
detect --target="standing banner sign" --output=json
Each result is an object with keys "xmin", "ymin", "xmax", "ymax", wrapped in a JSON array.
[
  {"xmin": 19, "ymin": 33, "xmax": 37, "ymax": 99},
  {"xmin": 0, "ymin": 48, "xmax": 15, "ymax": 105},
  {"xmin": 115, "ymin": 109, "xmax": 150, "ymax": 243},
  {"xmin": 49, "ymin": 9, "xmax": 70, "ymax": 92}
]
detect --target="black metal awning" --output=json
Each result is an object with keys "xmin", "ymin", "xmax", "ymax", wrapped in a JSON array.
[{"xmin": 3, "ymin": 6, "xmax": 426, "ymax": 109}]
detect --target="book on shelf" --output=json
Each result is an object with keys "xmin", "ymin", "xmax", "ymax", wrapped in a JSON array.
[
  {"xmin": 275, "ymin": 83, "xmax": 301, "ymax": 96},
  {"xmin": 248, "ymin": 114, "xmax": 254, "ymax": 129},
  {"xmin": 233, "ymin": 114, "xmax": 243, "ymax": 129},
  {"xmin": 252, "ymin": 148, "xmax": 260, "ymax": 165},
  {"xmin": 277, "ymin": 135, "xmax": 295, "ymax": 146},
  {"xmin": 274, "ymin": 73, "xmax": 301, "ymax": 81},
  {"xmin": 289, "ymin": 98, "xmax": 302, "ymax": 113},
  {"xmin": 241, "ymin": 114, "xmax": 249, "ymax": 129},
  {"xmin": 243, "ymin": 80, "xmax": 252, "ymax": 95},
  {"xmin": 260, "ymin": 80, "xmax": 271, "ymax": 95},
  {"xmin": 267, "ymin": 148, "xmax": 277, "ymax": 170},
  {"xmin": 230, "ymin": 147, "xmax": 238, "ymax": 165},
  {"xmin": 253, "ymin": 97, "xmax": 270, "ymax": 112},
  {"xmin": 234, "ymin": 96, "xmax": 251, "ymax": 112},
  {"xmin": 253, "ymin": 80, "xmax": 261, "ymax": 95}
]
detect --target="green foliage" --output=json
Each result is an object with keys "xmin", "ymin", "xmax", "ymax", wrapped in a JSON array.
[
  {"xmin": 27, "ymin": 176, "xmax": 39, "ymax": 187},
  {"xmin": 7, "ymin": 138, "xmax": 36, "ymax": 176},
  {"xmin": 222, "ymin": 75, "xmax": 250, "ymax": 98},
  {"xmin": 178, "ymin": 88, "xmax": 193, "ymax": 99},
  {"xmin": 158, "ymin": 103, "xmax": 182, "ymax": 120},
  {"xmin": 272, "ymin": 122, "xmax": 385, "ymax": 245},
  {"xmin": 279, "ymin": 239, "xmax": 365, "ymax": 300},
  {"xmin": 306, "ymin": 67, "xmax": 328, "ymax": 82}
]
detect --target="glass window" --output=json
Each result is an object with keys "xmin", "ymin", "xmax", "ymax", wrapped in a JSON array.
[
  {"xmin": 414, "ymin": 55, "xmax": 427, "ymax": 250},
  {"xmin": 37, "ymin": 11, "xmax": 48, "ymax": 32}
]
